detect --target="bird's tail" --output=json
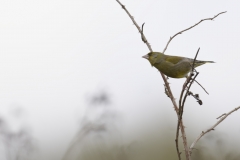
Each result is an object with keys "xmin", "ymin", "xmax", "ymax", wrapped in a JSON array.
[{"xmin": 192, "ymin": 60, "xmax": 215, "ymax": 68}]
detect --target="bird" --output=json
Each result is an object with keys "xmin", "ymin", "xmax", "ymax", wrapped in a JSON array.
[{"xmin": 142, "ymin": 52, "xmax": 214, "ymax": 78}]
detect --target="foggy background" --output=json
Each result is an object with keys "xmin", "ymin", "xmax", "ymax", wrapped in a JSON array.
[{"xmin": 0, "ymin": 0, "xmax": 240, "ymax": 160}]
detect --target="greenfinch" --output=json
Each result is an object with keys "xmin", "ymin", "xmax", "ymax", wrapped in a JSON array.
[{"xmin": 142, "ymin": 52, "xmax": 214, "ymax": 78}]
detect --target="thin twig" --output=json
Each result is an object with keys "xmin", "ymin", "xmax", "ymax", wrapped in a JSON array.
[
  {"xmin": 216, "ymin": 113, "xmax": 226, "ymax": 119},
  {"xmin": 178, "ymin": 47, "xmax": 200, "ymax": 128},
  {"xmin": 176, "ymin": 74, "xmax": 198, "ymax": 160},
  {"xmin": 193, "ymin": 79, "xmax": 209, "ymax": 95},
  {"xmin": 62, "ymin": 123, "xmax": 106, "ymax": 160},
  {"xmin": 162, "ymin": 11, "xmax": 227, "ymax": 53},
  {"xmin": 182, "ymin": 73, "xmax": 199, "ymax": 108},
  {"xmin": 176, "ymin": 48, "xmax": 200, "ymax": 160},
  {"xmin": 192, "ymin": 48, "xmax": 200, "ymax": 72},
  {"xmin": 191, "ymin": 48, "xmax": 209, "ymax": 95},
  {"xmin": 161, "ymin": 74, "xmax": 179, "ymax": 112},
  {"xmin": 175, "ymin": 139, "xmax": 182, "ymax": 160},
  {"xmin": 176, "ymin": 74, "xmax": 192, "ymax": 160},
  {"xmin": 189, "ymin": 106, "xmax": 240, "ymax": 154},
  {"xmin": 116, "ymin": 0, "xmax": 152, "ymax": 51},
  {"xmin": 141, "ymin": 23, "xmax": 147, "ymax": 43}
]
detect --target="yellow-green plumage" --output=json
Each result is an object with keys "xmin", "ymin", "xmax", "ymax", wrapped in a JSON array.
[{"xmin": 143, "ymin": 52, "xmax": 214, "ymax": 78}]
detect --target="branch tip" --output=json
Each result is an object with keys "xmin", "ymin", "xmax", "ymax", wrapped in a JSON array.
[{"xmin": 190, "ymin": 106, "xmax": 240, "ymax": 154}]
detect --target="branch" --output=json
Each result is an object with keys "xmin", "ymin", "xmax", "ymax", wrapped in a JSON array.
[
  {"xmin": 189, "ymin": 106, "xmax": 240, "ymax": 154},
  {"xmin": 115, "ymin": 1, "xmax": 183, "ymax": 158},
  {"xmin": 115, "ymin": 0, "xmax": 152, "ymax": 52},
  {"xmin": 116, "ymin": 2, "xmax": 226, "ymax": 160},
  {"xmin": 115, "ymin": 0, "xmax": 179, "ymax": 113},
  {"xmin": 191, "ymin": 48, "xmax": 200, "ymax": 72},
  {"xmin": 193, "ymin": 79, "xmax": 209, "ymax": 95},
  {"xmin": 115, "ymin": 2, "xmax": 191, "ymax": 160},
  {"xmin": 162, "ymin": 11, "xmax": 227, "ymax": 53},
  {"xmin": 176, "ymin": 48, "xmax": 200, "ymax": 160}
]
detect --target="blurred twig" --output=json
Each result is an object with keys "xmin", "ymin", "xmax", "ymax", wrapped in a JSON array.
[
  {"xmin": 0, "ymin": 118, "xmax": 34, "ymax": 160},
  {"xmin": 62, "ymin": 122, "xmax": 106, "ymax": 160}
]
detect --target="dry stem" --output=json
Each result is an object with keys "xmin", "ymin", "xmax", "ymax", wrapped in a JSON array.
[
  {"xmin": 193, "ymin": 79, "xmax": 209, "ymax": 95},
  {"xmin": 162, "ymin": 11, "xmax": 227, "ymax": 53},
  {"xmin": 170, "ymin": 11, "xmax": 227, "ymax": 159},
  {"xmin": 115, "ymin": 0, "xmax": 152, "ymax": 52},
  {"xmin": 115, "ymin": 2, "xmax": 184, "ymax": 158},
  {"xmin": 176, "ymin": 48, "xmax": 200, "ymax": 160},
  {"xmin": 115, "ymin": 1, "xmax": 228, "ymax": 160},
  {"xmin": 189, "ymin": 106, "xmax": 240, "ymax": 154},
  {"xmin": 116, "ymin": 0, "xmax": 179, "ymax": 113}
]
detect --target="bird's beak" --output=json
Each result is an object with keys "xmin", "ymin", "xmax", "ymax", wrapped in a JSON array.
[{"xmin": 142, "ymin": 54, "xmax": 149, "ymax": 59}]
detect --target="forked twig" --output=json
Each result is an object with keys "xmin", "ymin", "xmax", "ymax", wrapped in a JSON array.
[
  {"xmin": 115, "ymin": 1, "xmax": 228, "ymax": 160},
  {"xmin": 115, "ymin": 1, "xmax": 184, "ymax": 158},
  {"xmin": 189, "ymin": 106, "xmax": 240, "ymax": 154},
  {"xmin": 162, "ymin": 11, "xmax": 227, "ymax": 53},
  {"xmin": 191, "ymin": 48, "xmax": 209, "ymax": 95},
  {"xmin": 115, "ymin": 0, "xmax": 179, "ymax": 113},
  {"xmin": 115, "ymin": 0, "xmax": 152, "ymax": 52},
  {"xmin": 176, "ymin": 48, "xmax": 200, "ymax": 160}
]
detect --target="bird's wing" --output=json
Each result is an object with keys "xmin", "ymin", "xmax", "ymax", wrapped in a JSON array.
[{"xmin": 165, "ymin": 56, "xmax": 185, "ymax": 65}]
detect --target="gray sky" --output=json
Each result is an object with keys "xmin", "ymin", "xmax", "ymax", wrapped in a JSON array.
[{"xmin": 0, "ymin": 0, "xmax": 240, "ymax": 160}]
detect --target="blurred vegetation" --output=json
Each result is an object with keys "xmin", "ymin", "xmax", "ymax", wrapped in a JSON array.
[
  {"xmin": 62, "ymin": 91, "xmax": 240, "ymax": 160},
  {"xmin": 0, "ymin": 109, "xmax": 35, "ymax": 160},
  {"xmin": 0, "ymin": 91, "xmax": 239, "ymax": 160}
]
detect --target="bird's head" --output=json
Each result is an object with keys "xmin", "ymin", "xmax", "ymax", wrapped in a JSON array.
[{"xmin": 142, "ymin": 52, "xmax": 164, "ymax": 66}]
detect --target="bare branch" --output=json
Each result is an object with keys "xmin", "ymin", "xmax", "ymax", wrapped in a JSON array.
[
  {"xmin": 161, "ymin": 74, "xmax": 179, "ymax": 112},
  {"xmin": 216, "ymin": 113, "xmax": 226, "ymax": 119},
  {"xmin": 115, "ymin": 0, "xmax": 152, "ymax": 51},
  {"xmin": 175, "ymin": 120, "xmax": 191, "ymax": 160},
  {"xmin": 162, "ymin": 11, "xmax": 227, "ymax": 53},
  {"xmin": 115, "ymin": 0, "xmax": 179, "ymax": 113},
  {"xmin": 189, "ymin": 106, "xmax": 240, "ymax": 154},
  {"xmin": 175, "ymin": 139, "xmax": 182, "ymax": 160},
  {"xmin": 192, "ymin": 48, "xmax": 200, "ymax": 72},
  {"xmin": 115, "ymin": 2, "xmax": 227, "ymax": 160},
  {"xmin": 176, "ymin": 73, "xmax": 197, "ymax": 160},
  {"xmin": 176, "ymin": 48, "xmax": 201, "ymax": 160},
  {"xmin": 181, "ymin": 73, "xmax": 199, "ymax": 108},
  {"xmin": 191, "ymin": 48, "xmax": 209, "ymax": 95},
  {"xmin": 115, "ymin": 1, "xmax": 185, "ymax": 159},
  {"xmin": 193, "ymin": 79, "xmax": 209, "ymax": 95},
  {"xmin": 141, "ymin": 23, "xmax": 147, "ymax": 43}
]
